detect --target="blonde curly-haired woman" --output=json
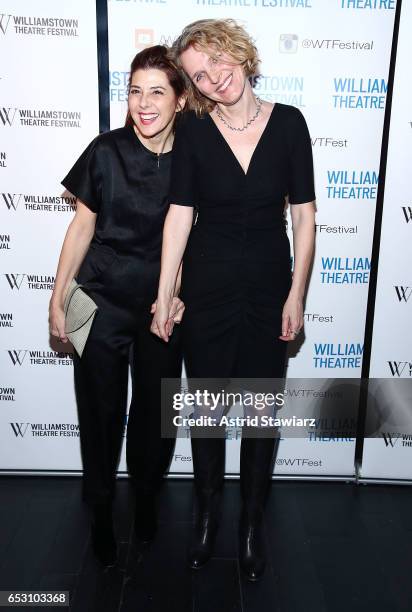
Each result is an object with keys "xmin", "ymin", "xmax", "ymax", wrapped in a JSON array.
[{"xmin": 152, "ymin": 20, "xmax": 316, "ymax": 581}]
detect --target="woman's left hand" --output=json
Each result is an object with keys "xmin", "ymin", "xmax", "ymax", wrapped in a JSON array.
[{"xmin": 279, "ymin": 294, "xmax": 303, "ymax": 342}]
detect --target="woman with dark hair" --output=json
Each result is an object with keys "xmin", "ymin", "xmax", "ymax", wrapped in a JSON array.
[
  {"xmin": 49, "ymin": 46, "xmax": 186, "ymax": 567},
  {"xmin": 152, "ymin": 20, "xmax": 316, "ymax": 581}
]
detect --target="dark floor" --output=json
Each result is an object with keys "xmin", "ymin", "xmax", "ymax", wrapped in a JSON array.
[{"xmin": 0, "ymin": 476, "xmax": 412, "ymax": 612}]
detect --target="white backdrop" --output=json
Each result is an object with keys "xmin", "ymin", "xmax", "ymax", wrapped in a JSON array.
[
  {"xmin": 0, "ymin": 0, "xmax": 99, "ymax": 473},
  {"xmin": 107, "ymin": 0, "xmax": 395, "ymax": 477},
  {"xmin": 0, "ymin": 0, "xmax": 402, "ymax": 481}
]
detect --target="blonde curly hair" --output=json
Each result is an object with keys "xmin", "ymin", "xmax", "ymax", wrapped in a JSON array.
[{"xmin": 169, "ymin": 19, "xmax": 260, "ymax": 115}]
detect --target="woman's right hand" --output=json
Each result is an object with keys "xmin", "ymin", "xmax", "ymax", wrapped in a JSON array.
[
  {"xmin": 150, "ymin": 297, "xmax": 173, "ymax": 342},
  {"xmin": 49, "ymin": 301, "xmax": 68, "ymax": 343}
]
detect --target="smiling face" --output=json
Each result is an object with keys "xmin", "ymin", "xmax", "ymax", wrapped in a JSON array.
[
  {"xmin": 128, "ymin": 68, "xmax": 182, "ymax": 137},
  {"xmin": 180, "ymin": 45, "xmax": 247, "ymax": 106}
]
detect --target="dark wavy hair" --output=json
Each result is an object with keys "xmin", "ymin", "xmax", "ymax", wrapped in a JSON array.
[{"xmin": 125, "ymin": 45, "xmax": 186, "ymax": 127}]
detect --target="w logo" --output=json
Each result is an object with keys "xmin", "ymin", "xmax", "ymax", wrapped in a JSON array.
[
  {"xmin": 10, "ymin": 423, "xmax": 30, "ymax": 437},
  {"xmin": 0, "ymin": 107, "xmax": 17, "ymax": 126},
  {"xmin": 387, "ymin": 361, "xmax": 412, "ymax": 377},
  {"xmin": 401, "ymin": 207, "xmax": 412, "ymax": 223},
  {"xmin": 2, "ymin": 193, "xmax": 22, "ymax": 210},
  {"xmin": 0, "ymin": 14, "xmax": 12, "ymax": 35},
  {"xmin": 394, "ymin": 286, "xmax": 412, "ymax": 302},
  {"xmin": 7, "ymin": 350, "xmax": 27, "ymax": 366},
  {"xmin": 381, "ymin": 432, "xmax": 401, "ymax": 447},
  {"xmin": 4, "ymin": 274, "xmax": 25, "ymax": 289}
]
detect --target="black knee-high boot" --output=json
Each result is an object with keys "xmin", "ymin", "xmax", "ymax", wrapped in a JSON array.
[
  {"xmin": 188, "ymin": 436, "xmax": 225, "ymax": 569},
  {"xmin": 239, "ymin": 435, "xmax": 278, "ymax": 581}
]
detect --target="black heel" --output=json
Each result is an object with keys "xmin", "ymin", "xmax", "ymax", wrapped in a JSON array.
[
  {"xmin": 188, "ymin": 512, "xmax": 219, "ymax": 569},
  {"xmin": 238, "ymin": 511, "xmax": 266, "ymax": 581},
  {"xmin": 90, "ymin": 502, "xmax": 117, "ymax": 567},
  {"xmin": 188, "ymin": 436, "xmax": 225, "ymax": 569},
  {"xmin": 133, "ymin": 492, "xmax": 157, "ymax": 543},
  {"xmin": 238, "ymin": 436, "xmax": 277, "ymax": 581}
]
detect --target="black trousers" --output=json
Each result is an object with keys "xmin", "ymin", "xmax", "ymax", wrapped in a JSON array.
[{"xmin": 73, "ymin": 289, "xmax": 182, "ymax": 507}]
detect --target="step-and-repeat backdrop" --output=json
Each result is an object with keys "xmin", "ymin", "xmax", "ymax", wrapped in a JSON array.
[
  {"xmin": 107, "ymin": 0, "xmax": 396, "ymax": 478},
  {"xmin": 2, "ymin": 0, "xmax": 408, "ymax": 481},
  {"xmin": 0, "ymin": 0, "xmax": 99, "ymax": 472}
]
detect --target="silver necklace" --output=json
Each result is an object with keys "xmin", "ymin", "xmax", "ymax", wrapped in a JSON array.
[{"xmin": 215, "ymin": 96, "xmax": 263, "ymax": 132}]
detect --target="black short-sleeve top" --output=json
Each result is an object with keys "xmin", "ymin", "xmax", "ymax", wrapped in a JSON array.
[
  {"xmin": 62, "ymin": 126, "xmax": 172, "ymax": 261},
  {"xmin": 168, "ymin": 103, "xmax": 315, "ymax": 262}
]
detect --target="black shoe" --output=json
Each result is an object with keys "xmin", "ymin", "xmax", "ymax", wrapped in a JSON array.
[
  {"xmin": 238, "ymin": 437, "xmax": 276, "ymax": 581},
  {"xmin": 188, "ymin": 436, "xmax": 225, "ymax": 569},
  {"xmin": 90, "ymin": 503, "xmax": 117, "ymax": 567},
  {"xmin": 133, "ymin": 494, "xmax": 157, "ymax": 543},
  {"xmin": 238, "ymin": 515, "xmax": 266, "ymax": 582},
  {"xmin": 188, "ymin": 514, "xmax": 219, "ymax": 569}
]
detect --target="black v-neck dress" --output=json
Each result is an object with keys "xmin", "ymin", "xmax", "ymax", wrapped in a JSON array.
[{"xmin": 168, "ymin": 103, "xmax": 315, "ymax": 378}]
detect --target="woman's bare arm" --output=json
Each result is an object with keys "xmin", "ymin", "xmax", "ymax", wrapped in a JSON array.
[
  {"xmin": 289, "ymin": 201, "xmax": 315, "ymax": 299},
  {"xmin": 49, "ymin": 201, "xmax": 97, "ymax": 341},
  {"xmin": 151, "ymin": 204, "xmax": 193, "ymax": 341},
  {"xmin": 280, "ymin": 201, "xmax": 315, "ymax": 341}
]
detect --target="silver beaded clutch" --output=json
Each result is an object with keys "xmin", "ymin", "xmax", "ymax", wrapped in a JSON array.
[{"xmin": 63, "ymin": 279, "xmax": 98, "ymax": 357}]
